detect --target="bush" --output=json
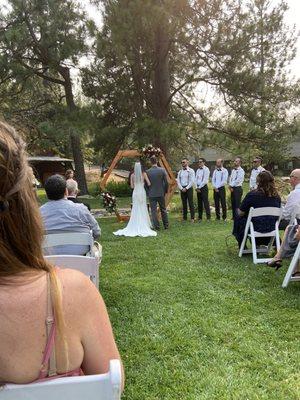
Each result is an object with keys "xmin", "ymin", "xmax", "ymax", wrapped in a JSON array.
[
  {"xmin": 88, "ymin": 182, "xmax": 101, "ymax": 197},
  {"xmin": 105, "ymin": 180, "xmax": 132, "ymax": 197}
]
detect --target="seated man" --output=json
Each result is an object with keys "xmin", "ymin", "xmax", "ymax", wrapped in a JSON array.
[
  {"xmin": 41, "ymin": 174, "xmax": 101, "ymax": 255},
  {"xmin": 66, "ymin": 178, "xmax": 91, "ymax": 210},
  {"xmin": 280, "ymin": 169, "xmax": 300, "ymax": 229}
]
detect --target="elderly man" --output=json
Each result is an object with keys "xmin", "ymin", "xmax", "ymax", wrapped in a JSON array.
[
  {"xmin": 41, "ymin": 174, "xmax": 100, "ymax": 255},
  {"xmin": 66, "ymin": 178, "xmax": 91, "ymax": 210},
  {"xmin": 279, "ymin": 169, "xmax": 300, "ymax": 229}
]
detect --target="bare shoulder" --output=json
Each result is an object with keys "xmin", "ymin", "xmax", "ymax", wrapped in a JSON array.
[{"xmin": 57, "ymin": 269, "xmax": 100, "ymax": 305}]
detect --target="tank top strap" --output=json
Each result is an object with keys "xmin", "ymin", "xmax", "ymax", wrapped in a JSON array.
[{"xmin": 38, "ymin": 273, "xmax": 57, "ymax": 379}]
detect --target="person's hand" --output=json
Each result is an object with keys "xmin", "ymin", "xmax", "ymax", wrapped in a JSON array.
[
  {"xmin": 229, "ymin": 187, "xmax": 233, "ymax": 193},
  {"xmin": 182, "ymin": 188, "xmax": 187, "ymax": 193},
  {"xmin": 214, "ymin": 188, "xmax": 219, "ymax": 192},
  {"xmin": 196, "ymin": 188, "xmax": 200, "ymax": 193},
  {"xmin": 295, "ymin": 226, "xmax": 300, "ymax": 241}
]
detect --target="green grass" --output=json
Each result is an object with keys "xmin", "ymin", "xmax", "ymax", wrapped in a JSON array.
[{"xmin": 98, "ymin": 216, "xmax": 300, "ymax": 400}]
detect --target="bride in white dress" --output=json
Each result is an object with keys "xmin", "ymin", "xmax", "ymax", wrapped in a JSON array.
[{"xmin": 113, "ymin": 162, "xmax": 157, "ymax": 237}]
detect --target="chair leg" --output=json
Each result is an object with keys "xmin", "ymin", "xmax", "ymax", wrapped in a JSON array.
[
  {"xmin": 282, "ymin": 245, "xmax": 300, "ymax": 288},
  {"xmin": 250, "ymin": 228, "xmax": 258, "ymax": 264}
]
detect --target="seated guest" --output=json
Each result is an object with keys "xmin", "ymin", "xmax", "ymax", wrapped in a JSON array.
[
  {"xmin": 41, "ymin": 174, "xmax": 100, "ymax": 255},
  {"xmin": 0, "ymin": 121, "xmax": 123, "ymax": 385},
  {"xmin": 233, "ymin": 171, "xmax": 281, "ymax": 247},
  {"xmin": 279, "ymin": 169, "xmax": 300, "ymax": 229},
  {"xmin": 267, "ymin": 224, "xmax": 300, "ymax": 273},
  {"xmin": 67, "ymin": 178, "xmax": 91, "ymax": 211}
]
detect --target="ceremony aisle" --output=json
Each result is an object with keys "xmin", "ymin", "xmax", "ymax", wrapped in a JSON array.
[{"xmin": 99, "ymin": 217, "xmax": 298, "ymax": 400}]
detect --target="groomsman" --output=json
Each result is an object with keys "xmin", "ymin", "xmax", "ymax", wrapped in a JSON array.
[
  {"xmin": 212, "ymin": 159, "xmax": 228, "ymax": 221},
  {"xmin": 250, "ymin": 156, "xmax": 265, "ymax": 190},
  {"xmin": 229, "ymin": 157, "xmax": 245, "ymax": 219},
  {"xmin": 195, "ymin": 158, "xmax": 211, "ymax": 221},
  {"xmin": 177, "ymin": 158, "xmax": 195, "ymax": 222}
]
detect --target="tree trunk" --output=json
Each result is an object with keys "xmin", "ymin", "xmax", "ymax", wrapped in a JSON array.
[
  {"xmin": 59, "ymin": 66, "xmax": 88, "ymax": 194},
  {"xmin": 152, "ymin": 20, "xmax": 171, "ymax": 155}
]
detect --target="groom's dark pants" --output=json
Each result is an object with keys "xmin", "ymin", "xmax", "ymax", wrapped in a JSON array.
[{"xmin": 149, "ymin": 196, "xmax": 168, "ymax": 229}]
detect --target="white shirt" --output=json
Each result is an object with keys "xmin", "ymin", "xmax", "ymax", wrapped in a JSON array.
[
  {"xmin": 229, "ymin": 166, "xmax": 245, "ymax": 187},
  {"xmin": 195, "ymin": 166, "xmax": 210, "ymax": 189},
  {"xmin": 212, "ymin": 167, "xmax": 228, "ymax": 189},
  {"xmin": 249, "ymin": 166, "xmax": 265, "ymax": 190},
  {"xmin": 177, "ymin": 167, "xmax": 195, "ymax": 190},
  {"xmin": 282, "ymin": 183, "xmax": 300, "ymax": 221}
]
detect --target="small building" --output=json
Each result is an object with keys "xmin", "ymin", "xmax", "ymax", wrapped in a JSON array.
[{"xmin": 28, "ymin": 156, "xmax": 73, "ymax": 186}]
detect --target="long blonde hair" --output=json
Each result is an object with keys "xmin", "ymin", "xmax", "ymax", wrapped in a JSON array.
[{"xmin": 0, "ymin": 121, "xmax": 67, "ymax": 363}]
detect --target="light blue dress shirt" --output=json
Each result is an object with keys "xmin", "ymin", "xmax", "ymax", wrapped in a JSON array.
[{"xmin": 40, "ymin": 199, "xmax": 101, "ymax": 255}]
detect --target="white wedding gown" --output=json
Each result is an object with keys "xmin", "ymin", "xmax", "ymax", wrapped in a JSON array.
[{"xmin": 113, "ymin": 162, "xmax": 157, "ymax": 237}]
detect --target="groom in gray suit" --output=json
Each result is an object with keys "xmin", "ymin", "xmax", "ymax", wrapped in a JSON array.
[{"xmin": 146, "ymin": 156, "xmax": 169, "ymax": 230}]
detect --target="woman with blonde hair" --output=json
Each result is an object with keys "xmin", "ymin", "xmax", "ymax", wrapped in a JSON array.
[{"xmin": 0, "ymin": 121, "xmax": 123, "ymax": 385}]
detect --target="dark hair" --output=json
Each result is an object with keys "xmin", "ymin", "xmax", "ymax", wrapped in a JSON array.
[
  {"xmin": 45, "ymin": 174, "xmax": 66, "ymax": 200},
  {"xmin": 235, "ymin": 157, "xmax": 242, "ymax": 163},
  {"xmin": 199, "ymin": 158, "xmax": 206, "ymax": 163},
  {"xmin": 254, "ymin": 156, "xmax": 262, "ymax": 162},
  {"xmin": 150, "ymin": 156, "xmax": 157, "ymax": 165},
  {"xmin": 256, "ymin": 171, "xmax": 279, "ymax": 198}
]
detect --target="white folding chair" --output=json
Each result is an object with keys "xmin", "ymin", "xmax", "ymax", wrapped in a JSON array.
[
  {"xmin": 238, "ymin": 207, "xmax": 282, "ymax": 264},
  {"xmin": 282, "ymin": 241, "xmax": 300, "ymax": 288},
  {"xmin": 43, "ymin": 232, "xmax": 102, "ymax": 264},
  {"xmin": 45, "ymin": 255, "xmax": 100, "ymax": 288},
  {"xmin": 1, "ymin": 359, "xmax": 122, "ymax": 400}
]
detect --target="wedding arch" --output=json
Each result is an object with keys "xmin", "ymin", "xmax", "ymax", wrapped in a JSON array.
[{"xmin": 100, "ymin": 149, "xmax": 177, "ymax": 206}]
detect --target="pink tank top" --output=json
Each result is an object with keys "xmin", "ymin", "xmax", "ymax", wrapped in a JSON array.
[{"xmin": 35, "ymin": 273, "xmax": 82, "ymax": 382}]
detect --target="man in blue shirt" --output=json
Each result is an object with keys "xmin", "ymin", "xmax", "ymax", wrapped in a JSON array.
[{"xmin": 40, "ymin": 175, "xmax": 101, "ymax": 255}]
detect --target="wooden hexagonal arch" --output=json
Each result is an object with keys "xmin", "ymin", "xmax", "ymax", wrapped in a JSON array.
[{"xmin": 100, "ymin": 149, "xmax": 177, "ymax": 206}]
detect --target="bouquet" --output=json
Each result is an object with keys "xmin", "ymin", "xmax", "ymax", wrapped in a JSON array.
[
  {"xmin": 101, "ymin": 191, "xmax": 117, "ymax": 213},
  {"xmin": 141, "ymin": 144, "xmax": 162, "ymax": 158}
]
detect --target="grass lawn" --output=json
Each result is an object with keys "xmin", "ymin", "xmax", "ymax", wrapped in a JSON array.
[{"xmin": 99, "ymin": 216, "xmax": 299, "ymax": 400}]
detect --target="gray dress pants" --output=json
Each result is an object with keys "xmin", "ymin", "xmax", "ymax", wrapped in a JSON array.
[{"xmin": 149, "ymin": 196, "xmax": 169, "ymax": 229}]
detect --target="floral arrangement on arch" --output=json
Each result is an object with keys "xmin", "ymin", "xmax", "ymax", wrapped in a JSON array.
[
  {"xmin": 101, "ymin": 192, "xmax": 117, "ymax": 213},
  {"xmin": 141, "ymin": 144, "xmax": 162, "ymax": 158}
]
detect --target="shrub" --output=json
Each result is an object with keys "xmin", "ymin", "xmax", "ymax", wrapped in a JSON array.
[
  {"xmin": 105, "ymin": 180, "xmax": 132, "ymax": 197},
  {"xmin": 88, "ymin": 182, "xmax": 101, "ymax": 197}
]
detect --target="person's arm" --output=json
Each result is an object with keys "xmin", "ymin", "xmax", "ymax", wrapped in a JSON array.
[
  {"xmin": 212, "ymin": 170, "xmax": 216, "ymax": 189},
  {"xmin": 202, "ymin": 168, "xmax": 210, "ymax": 187},
  {"xmin": 236, "ymin": 168, "xmax": 245, "ymax": 187},
  {"xmin": 221, "ymin": 169, "xmax": 228, "ymax": 187},
  {"xmin": 71, "ymin": 273, "xmax": 124, "ymax": 389},
  {"xmin": 281, "ymin": 193, "xmax": 293, "ymax": 220},
  {"xmin": 186, "ymin": 169, "xmax": 195, "ymax": 190},
  {"xmin": 177, "ymin": 171, "xmax": 183, "ymax": 190},
  {"xmin": 81, "ymin": 207, "xmax": 101, "ymax": 238},
  {"xmin": 130, "ymin": 173, "xmax": 135, "ymax": 189},
  {"xmin": 143, "ymin": 172, "xmax": 151, "ymax": 187},
  {"xmin": 163, "ymin": 170, "xmax": 169, "ymax": 193},
  {"xmin": 238, "ymin": 192, "xmax": 251, "ymax": 217}
]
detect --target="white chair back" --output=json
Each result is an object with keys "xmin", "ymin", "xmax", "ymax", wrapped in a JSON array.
[
  {"xmin": 43, "ymin": 232, "xmax": 94, "ymax": 255},
  {"xmin": 250, "ymin": 207, "xmax": 282, "ymax": 218},
  {"xmin": 45, "ymin": 255, "xmax": 99, "ymax": 288},
  {"xmin": 239, "ymin": 207, "xmax": 282, "ymax": 264},
  {"xmin": 1, "ymin": 359, "xmax": 122, "ymax": 400}
]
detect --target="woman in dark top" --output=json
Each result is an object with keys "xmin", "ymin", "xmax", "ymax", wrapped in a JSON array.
[{"xmin": 233, "ymin": 171, "xmax": 281, "ymax": 247}]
